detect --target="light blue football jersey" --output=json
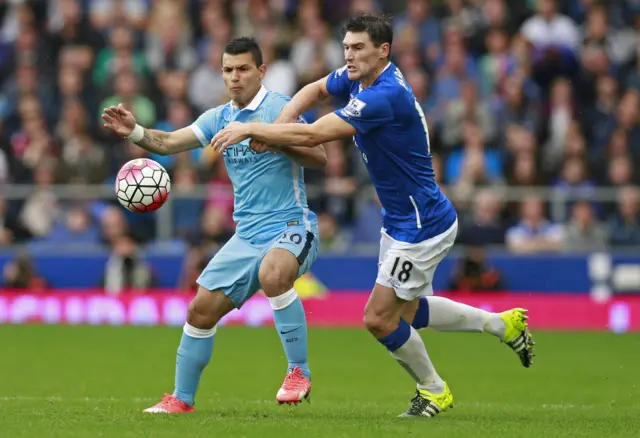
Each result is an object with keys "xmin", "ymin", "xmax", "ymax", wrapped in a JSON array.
[{"xmin": 190, "ymin": 86, "xmax": 318, "ymax": 244}]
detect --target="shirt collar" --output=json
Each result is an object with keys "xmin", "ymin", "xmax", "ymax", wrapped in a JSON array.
[
  {"xmin": 359, "ymin": 63, "xmax": 393, "ymax": 92},
  {"xmin": 229, "ymin": 86, "xmax": 268, "ymax": 111}
]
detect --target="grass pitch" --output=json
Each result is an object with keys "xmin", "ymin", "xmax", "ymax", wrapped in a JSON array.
[{"xmin": 1, "ymin": 325, "xmax": 639, "ymax": 437}]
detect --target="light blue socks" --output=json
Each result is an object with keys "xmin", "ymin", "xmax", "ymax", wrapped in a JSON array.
[
  {"xmin": 269, "ymin": 288, "xmax": 310, "ymax": 378},
  {"xmin": 173, "ymin": 323, "xmax": 216, "ymax": 406}
]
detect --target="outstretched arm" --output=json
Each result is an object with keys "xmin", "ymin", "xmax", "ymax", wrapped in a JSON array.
[
  {"xmin": 276, "ymin": 76, "xmax": 332, "ymax": 122},
  {"xmin": 102, "ymin": 104, "xmax": 201, "ymax": 155},
  {"xmin": 278, "ymin": 144, "xmax": 327, "ymax": 169},
  {"xmin": 212, "ymin": 113, "xmax": 357, "ymax": 151}
]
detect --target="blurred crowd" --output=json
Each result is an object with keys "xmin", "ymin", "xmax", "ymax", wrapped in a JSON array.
[{"xmin": 0, "ymin": 0, "xmax": 639, "ymax": 284}]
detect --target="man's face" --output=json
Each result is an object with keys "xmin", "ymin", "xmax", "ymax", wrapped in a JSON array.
[
  {"xmin": 343, "ymin": 31, "xmax": 388, "ymax": 81},
  {"xmin": 538, "ymin": 0, "xmax": 556, "ymax": 17},
  {"xmin": 221, "ymin": 52, "xmax": 265, "ymax": 104}
]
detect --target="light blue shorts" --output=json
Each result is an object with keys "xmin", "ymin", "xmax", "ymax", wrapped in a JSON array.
[{"xmin": 196, "ymin": 225, "xmax": 319, "ymax": 308}]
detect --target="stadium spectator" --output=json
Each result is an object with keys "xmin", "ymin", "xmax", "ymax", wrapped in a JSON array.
[
  {"xmin": 542, "ymin": 77, "xmax": 574, "ymax": 173},
  {"xmin": 506, "ymin": 195, "xmax": 564, "ymax": 253},
  {"xmin": 448, "ymin": 246, "xmax": 504, "ymax": 292},
  {"xmin": 563, "ymin": 200, "xmax": 609, "ymax": 251},
  {"xmin": 609, "ymin": 185, "xmax": 640, "ymax": 247},
  {"xmin": 520, "ymin": 0, "xmax": 580, "ymax": 55},
  {"xmin": 317, "ymin": 211, "xmax": 350, "ymax": 253},
  {"xmin": 180, "ymin": 245, "xmax": 209, "ymax": 291},
  {"xmin": 321, "ymin": 140, "xmax": 357, "ymax": 225},
  {"xmin": 88, "ymin": 0, "xmax": 148, "ymax": 32},
  {"xmin": 185, "ymin": 205, "xmax": 234, "ymax": 256},
  {"xmin": 144, "ymin": 0, "xmax": 197, "ymax": 74},
  {"xmin": 1, "ymin": 251, "xmax": 47, "ymax": 290},
  {"xmin": 478, "ymin": 27, "xmax": 516, "ymax": 98},
  {"xmin": 0, "ymin": 198, "xmax": 31, "ymax": 245},
  {"xmin": 93, "ymin": 25, "xmax": 146, "ymax": 91},
  {"xmin": 42, "ymin": 204, "xmax": 100, "ymax": 244},
  {"xmin": 99, "ymin": 70, "xmax": 156, "ymax": 128},
  {"xmin": 188, "ymin": 42, "xmax": 226, "ymax": 113},
  {"xmin": 291, "ymin": 17, "xmax": 343, "ymax": 86},
  {"xmin": 458, "ymin": 187, "xmax": 506, "ymax": 245},
  {"xmin": 99, "ymin": 205, "xmax": 129, "ymax": 247},
  {"xmin": 18, "ymin": 159, "xmax": 59, "ymax": 239},
  {"xmin": 442, "ymin": 79, "xmax": 496, "ymax": 148},
  {"xmin": 393, "ymin": 0, "xmax": 441, "ymax": 63},
  {"xmin": 102, "ymin": 234, "xmax": 155, "ymax": 294},
  {"xmin": 172, "ymin": 166, "xmax": 204, "ymax": 237},
  {"xmin": 351, "ymin": 193, "xmax": 383, "ymax": 245}
]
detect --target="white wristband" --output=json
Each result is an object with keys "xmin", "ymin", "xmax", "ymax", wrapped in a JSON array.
[{"xmin": 127, "ymin": 124, "xmax": 144, "ymax": 142}]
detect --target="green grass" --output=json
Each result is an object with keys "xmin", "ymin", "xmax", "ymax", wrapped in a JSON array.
[{"xmin": 1, "ymin": 326, "xmax": 640, "ymax": 437}]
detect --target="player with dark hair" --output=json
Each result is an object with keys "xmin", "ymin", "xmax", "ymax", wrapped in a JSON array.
[
  {"xmin": 102, "ymin": 37, "xmax": 325, "ymax": 413},
  {"xmin": 213, "ymin": 15, "xmax": 535, "ymax": 418}
]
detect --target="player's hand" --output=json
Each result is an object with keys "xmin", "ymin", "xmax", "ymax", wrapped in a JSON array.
[
  {"xmin": 249, "ymin": 139, "xmax": 269, "ymax": 153},
  {"xmin": 249, "ymin": 139, "xmax": 281, "ymax": 154},
  {"xmin": 248, "ymin": 111, "xmax": 298, "ymax": 153},
  {"xmin": 101, "ymin": 104, "xmax": 137, "ymax": 137},
  {"xmin": 211, "ymin": 122, "xmax": 251, "ymax": 153}
]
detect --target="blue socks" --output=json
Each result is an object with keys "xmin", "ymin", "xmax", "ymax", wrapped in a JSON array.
[
  {"xmin": 269, "ymin": 288, "xmax": 310, "ymax": 378},
  {"xmin": 377, "ymin": 317, "xmax": 412, "ymax": 352},
  {"xmin": 411, "ymin": 297, "xmax": 430, "ymax": 330},
  {"xmin": 173, "ymin": 323, "xmax": 216, "ymax": 406}
]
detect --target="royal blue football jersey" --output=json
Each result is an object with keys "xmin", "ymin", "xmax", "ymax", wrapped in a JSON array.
[{"xmin": 326, "ymin": 63, "xmax": 456, "ymax": 243}]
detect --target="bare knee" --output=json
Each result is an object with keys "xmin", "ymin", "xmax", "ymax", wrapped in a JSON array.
[
  {"xmin": 186, "ymin": 287, "xmax": 234, "ymax": 330},
  {"xmin": 259, "ymin": 250, "xmax": 298, "ymax": 297},
  {"xmin": 363, "ymin": 306, "xmax": 400, "ymax": 338},
  {"xmin": 363, "ymin": 284, "xmax": 406, "ymax": 338}
]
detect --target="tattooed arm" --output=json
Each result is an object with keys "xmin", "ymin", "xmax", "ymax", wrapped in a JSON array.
[
  {"xmin": 102, "ymin": 104, "xmax": 201, "ymax": 155},
  {"xmin": 134, "ymin": 127, "xmax": 201, "ymax": 155}
]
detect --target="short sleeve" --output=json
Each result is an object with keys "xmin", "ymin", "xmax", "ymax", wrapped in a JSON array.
[
  {"xmin": 334, "ymin": 89, "xmax": 394, "ymax": 134},
  {"xmin": 325, "ymin": 66, "xmax": 351, "ymax": 100},
  {"xmin": 264, "ymin": 94, "xmax": 308, "ymax": 124},
  {"xmin": 190, "ymin": 108, "xmax": 219, "ymax": 147},
  {"xmin": 265, "ymin": 95, "xmax": 289, "ymax": 123}
]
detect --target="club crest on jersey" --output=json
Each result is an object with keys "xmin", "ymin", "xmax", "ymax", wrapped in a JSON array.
[{"xmin": 342, "ymin": 98, "xmax": 367, "ymax": 118}]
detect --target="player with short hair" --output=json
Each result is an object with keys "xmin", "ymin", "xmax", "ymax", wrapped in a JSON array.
[
  {"xmin": 213, "ymin": 14, "xmax": 535, "ymax": 418},
  {"xmin": 102, "ymin": 37, "xmax": 325, "ymax": 413}
]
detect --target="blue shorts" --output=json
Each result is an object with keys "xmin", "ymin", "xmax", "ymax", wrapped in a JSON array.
[{"xmin": 196, "ymin": 225, "xmax": 319, "ymax": 308}]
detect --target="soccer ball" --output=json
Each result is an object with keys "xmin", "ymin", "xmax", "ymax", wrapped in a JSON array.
[{"xmin": 115, "ymin": 158, "xmax": 171, "ymax": 213}]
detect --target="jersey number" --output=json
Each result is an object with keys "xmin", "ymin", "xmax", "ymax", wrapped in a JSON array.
[
  {"xmin": 390, "ymin": 257, "xmax": 414, "ymax": 283},
  {"xmin": 279, "ymin": 232, "xmax": 302, "ymax": 245}
]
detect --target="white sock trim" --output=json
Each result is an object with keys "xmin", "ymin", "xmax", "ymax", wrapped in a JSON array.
[
  {"xmin": 267, "ymin": 288, "xmax": 298, "ymax": 310},
  {"xmin": 183, "ymin": 322, "xmax": 217, "ymax": 338}
]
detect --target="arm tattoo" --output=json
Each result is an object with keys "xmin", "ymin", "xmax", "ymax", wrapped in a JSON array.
[{"xmin": 135, "ymin": 129, "xmax": 168, "ymax": 154}]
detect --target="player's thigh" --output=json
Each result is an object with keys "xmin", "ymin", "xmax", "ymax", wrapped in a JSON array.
[
  {"xmin": 197, "ymin": 235, "xmax": 263, "ymax": 309},
  {"xmin": 259, "ymin": 226, "xmax": 319, "ymax": 292},
  {"xmin": 187, "ymin": 285, "xmax": 235, "ymax": 329},
  {"xmin": 376, "ymin": 221, "xmax": 458, "ymax": 301}
]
